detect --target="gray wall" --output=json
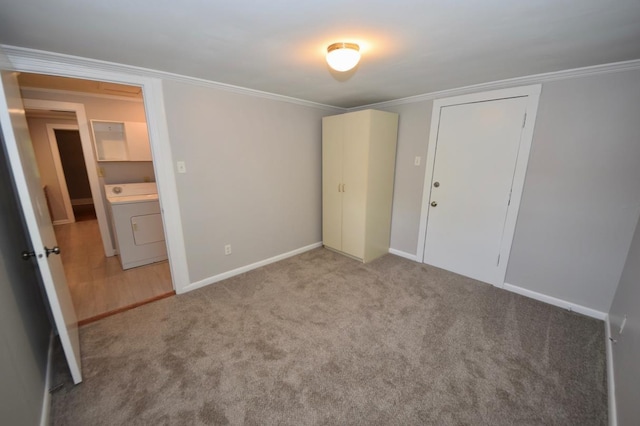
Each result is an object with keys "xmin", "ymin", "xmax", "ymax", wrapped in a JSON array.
[
  {"xmin": 0, "ymin": 132, "xmax": 52, "ymax": 425},
  {"xmin": 162, "ymin": 80, "xmax": 342, "ymax": 282},
  {"xmin": 385, "ymin": 101, "xmax": 434, "ymax": 253},
  {"xmin": 608, "ymin": 213, "xmax": 640, "ymax": 426},
  {"xmin": 507, "ymin": 70, "xmax": 640, "ymax": 311},
  {"xmin": 381, "ymin": 69, "xmax": 640, "ymax": 312}
]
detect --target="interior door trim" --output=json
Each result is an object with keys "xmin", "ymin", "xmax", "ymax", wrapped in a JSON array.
[{"xmin": 416, "ymin": 84, "xmax": 542, "ymax": 287}]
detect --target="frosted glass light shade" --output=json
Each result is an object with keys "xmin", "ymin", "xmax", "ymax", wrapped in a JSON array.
[{"xmin": 326, "ymin": 43, "xmax": 360, "ymax": 72}]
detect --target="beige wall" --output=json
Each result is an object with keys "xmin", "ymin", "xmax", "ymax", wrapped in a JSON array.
[
  {"xmin": 379, "ymin": 68, "xmax": 640, "ymax": 312},
  {"xmin": 162, "ymin": 80, "xmax": 341, "ymax": 282},
  {"xmin": 27, "ymin": 116, "xmax": 77, "ymax": 221}
]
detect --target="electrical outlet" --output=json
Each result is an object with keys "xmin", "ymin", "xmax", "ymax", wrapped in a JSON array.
[
  {"xmin": 414, "ymin": 156, "xmax": 421, "ymax": 166},
  {"xmin": 224, "ymin": 244, "xmax": 232, "ymax": 255},
  {"xmin": 97, "ymin": 167, "xmax": 105, "ymax": 177}
]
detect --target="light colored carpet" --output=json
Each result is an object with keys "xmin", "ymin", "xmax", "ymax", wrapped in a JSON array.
[{"xmin": 50, "ymin": 248, "xmax": 607, "ymax": 425}]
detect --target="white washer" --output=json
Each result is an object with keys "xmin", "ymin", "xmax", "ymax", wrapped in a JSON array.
[{"xmin": 105, "ymin": 183, "xmax": 168, "ymax": 270}]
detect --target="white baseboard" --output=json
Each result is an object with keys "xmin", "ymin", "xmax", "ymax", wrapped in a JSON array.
[
  {"xmin": 388, "ymin": 248, "xmax": 418, "ymax": 262},
  {"xmin": 179, "ymin": 242, "xmax": 323, "ymax": 294},
  {"xmin": 502, "ymin": 282, "xmax": 607, "ymax": 320},
  {"xmin": 39, "ymin": 332, "xmax": 54, "ymax": 426},
  {"xmin": 605, "ymin": 315, "xmax": 618, "ymax": 426}
]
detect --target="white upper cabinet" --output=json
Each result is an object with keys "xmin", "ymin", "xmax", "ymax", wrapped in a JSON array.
[
  {"xmin": 91, "ymin": 120, "xmax": 152, "ymax": 162},
  {"xmin": 91, "ymin": 120, "xmax": 126, "ymax": 161},
  {"xmin": 124, "ymin": 122, "xmax": 152, "ymax": 161}
]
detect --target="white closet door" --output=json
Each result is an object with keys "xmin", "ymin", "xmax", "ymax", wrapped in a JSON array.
[
  {"xmin": 424, "ymin": 96, "xmax": 528, "ymax": 284},
  {"xmin": 322, "ymin": 115, "xmax": 344, "ymax": 251},
  {"xmin": 341, "ymin": 111, "xmax": 369, "ymax": 259}
]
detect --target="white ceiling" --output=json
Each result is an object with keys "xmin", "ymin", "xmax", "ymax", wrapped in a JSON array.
[{"xmin": 1, "ymin": 0, "xmax": 639, "ymax": 108}]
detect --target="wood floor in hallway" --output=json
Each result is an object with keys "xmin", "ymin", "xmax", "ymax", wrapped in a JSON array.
[{"xmin": 54, "ymin": 219, "xmax": 174, "ymax": 324}]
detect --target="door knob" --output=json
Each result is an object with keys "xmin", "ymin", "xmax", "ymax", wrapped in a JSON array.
[
  {"xmin": 22, "ymin": 250, "xmax": 37, "ymax": 261},
  {"xmin": 431, "ymin": 201, "xmax": 438, "ymax": 207},
  {"xmin": 45, "ymin": 246, "xmax": 61, "ymax": 257},
  {"xmin": 433, "ymin": 181, "xmax": 440, "ymax": 188}
]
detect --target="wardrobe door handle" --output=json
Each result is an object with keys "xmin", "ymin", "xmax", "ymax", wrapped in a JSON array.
[
  {"xmin": 338, "ymin": 183, "xmax": 341, "ymax": 192},
  {"xmin": 342, "ymin": 184, "xmax": 346, "ymax": 192}
]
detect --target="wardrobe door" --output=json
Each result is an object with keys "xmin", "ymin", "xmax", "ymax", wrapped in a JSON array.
[
  {"xmin": 341, "ymin": 111, "xmax": 369, "ymax": 259},
  {"xmin": 322, "ymin": 115, "xmax": 344, "ymax": 251},
  {"xmin": 363, "ymin": 111, "xmax": 398, "ymax": 262}
]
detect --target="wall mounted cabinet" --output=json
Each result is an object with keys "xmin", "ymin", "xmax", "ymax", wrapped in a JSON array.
[
  {"xmin": 91, "ymin": 120, "xmax": 152, "ymax": 162},
  {"xmin": 322, "ymin": 109, "xmax": 398, "ymax": 262}
]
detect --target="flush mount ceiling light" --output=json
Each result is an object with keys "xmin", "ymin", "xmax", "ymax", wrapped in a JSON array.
[{"xmin": 326, "ymin": 42, "xmax": 361, "ymax": 72}]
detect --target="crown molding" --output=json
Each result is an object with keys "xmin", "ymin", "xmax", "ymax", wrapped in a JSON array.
[
  {"xmin": 1, "ymin": 45, "xmax": 344, "ymax": 112},
  {"xmin": 350, "ymin": 58, "xmax": 640, "ymax": 110}
]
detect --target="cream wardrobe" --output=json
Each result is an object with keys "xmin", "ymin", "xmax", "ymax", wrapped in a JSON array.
[{"xmin": 322, "ymin": 109, "xmax": 399, "ymax": 262}]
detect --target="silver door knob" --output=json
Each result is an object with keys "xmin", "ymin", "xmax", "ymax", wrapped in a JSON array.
[
  {"xmin": 433, "ymin": 181, "xmax": 440, "ymax": 188},
  {"xmin": 431, "ymin": 201, "xmax": 438, "ymax": 207},
  {"xmin": 45, "ymin": 246, "xmax": 61, "ymax": 257},
  {"xmin": 22, "ymin": 250, "xmax": 36, "ymax": 261}
]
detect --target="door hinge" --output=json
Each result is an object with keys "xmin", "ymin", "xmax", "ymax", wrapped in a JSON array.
[
  {"xmin": 497, "ymin": 254, "xmax": 501, "ymax": 266},
  {"xmin": 522, "ymin": 113, "xmax": 527, "ymax": 128},
  {"xmin": 507, "ymin": 189, "xmax": 512, "ymax": 206}
]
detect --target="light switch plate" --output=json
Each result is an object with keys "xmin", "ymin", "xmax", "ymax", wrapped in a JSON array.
[
  {"xmin": 177, "ymin": 161, "xmax": 187, "ymax": 173},
  {"xmin": 414, "ymin": 156, "xmax": 421, "ymax": 166}
]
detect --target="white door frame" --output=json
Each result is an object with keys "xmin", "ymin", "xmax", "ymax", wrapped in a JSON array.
[
  {"xmin": 46, "ymin": 123, "xmax": 78, "ymax": 225},
  {"xmin": 416, "ymin": 84, "xmax": 541, "ymax": 287},
  {"xmin": 4, "ymin": 49, "xmax": 190, "ymax": 293}
]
